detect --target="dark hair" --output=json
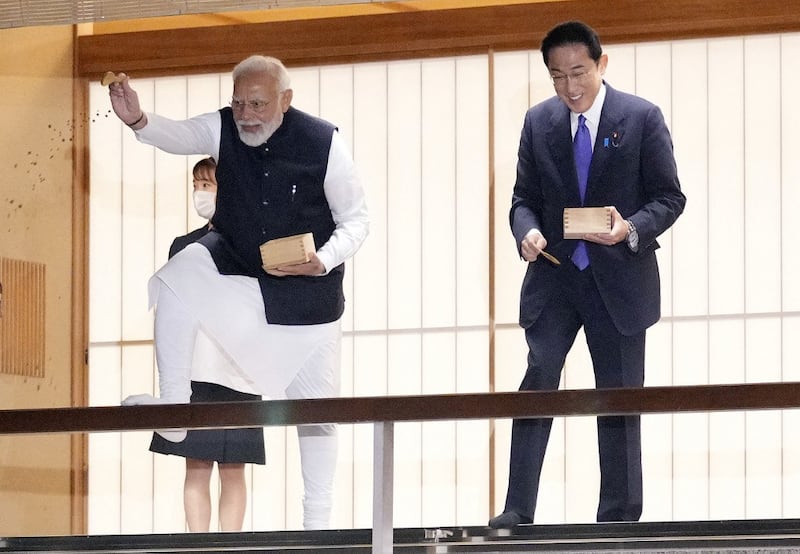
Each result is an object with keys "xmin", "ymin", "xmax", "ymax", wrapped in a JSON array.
[
  {"xmin": 541, "ymin": 21, "xmax": 603, "ymax": 67},
  {"xmin": 192, "ymin": 157, "xmax": 216, "ymax": 175}
]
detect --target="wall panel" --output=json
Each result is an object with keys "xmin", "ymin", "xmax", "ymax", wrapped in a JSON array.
[
  {"xmin": 708, "ymin": 39, "xmax": 745, "ymax": 315},
  {"xmin": 386, "ymin": 61, "xmax": 423, "ymax": 330},
  {"xmin": 671, "ymin": 40, "xmax": 709, "ymax": 318},
  {"xmin": 421, "ymin": 59, "xmax": 457, "ymax": 329},
  {"xmin": 455, "ymin": 56, "xmax": 490, "ymax": 328},
  {"xmin": 744, "ymin": 36, "xmax": 782, "ymax": 314},
  {"xmin": 782, "ymin": 35, "xmax": 800, "ymax": 312}
]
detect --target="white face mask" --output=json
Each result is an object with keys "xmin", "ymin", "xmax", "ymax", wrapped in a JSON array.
[{"xmin": 192, "ymin": 190, "xmax": 216, "ymax": 220}]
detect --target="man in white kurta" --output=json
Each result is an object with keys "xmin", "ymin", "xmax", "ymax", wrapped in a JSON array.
[{"xmin": 108, "ymin": 55, "xmax": 369, "ymax": 530}]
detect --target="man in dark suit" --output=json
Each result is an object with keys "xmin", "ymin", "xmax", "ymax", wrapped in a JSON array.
[{"xmin": 489, "ymin": 20, "xmax": 686, "ymax": 528}]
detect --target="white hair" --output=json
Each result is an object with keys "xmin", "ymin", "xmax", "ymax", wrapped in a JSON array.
[{"xmin": 232, "ymin": 55, "xmax": 291, "ymax": 91}]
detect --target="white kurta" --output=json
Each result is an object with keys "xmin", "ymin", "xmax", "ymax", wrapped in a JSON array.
[{"xmin": 149, "ymin": 244, "xmax": 340, "ymax": 399}]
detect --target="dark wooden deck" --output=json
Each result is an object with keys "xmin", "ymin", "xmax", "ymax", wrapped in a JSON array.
[{"xmin": 4, "ymin": 518, "xmax": 800, "ymax": 552}]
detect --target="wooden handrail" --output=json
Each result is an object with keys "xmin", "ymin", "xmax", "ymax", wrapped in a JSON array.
[{"xmin": 2, "ymin": 382, "xmax": 800, "ymax": 435}]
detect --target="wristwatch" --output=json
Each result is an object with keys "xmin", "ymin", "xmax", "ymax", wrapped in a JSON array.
[{"xmin": 626, "ymin": 220, "xmax": 639, "ymax": 251}]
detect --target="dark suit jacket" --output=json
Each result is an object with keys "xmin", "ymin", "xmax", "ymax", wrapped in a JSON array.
[
  {"xmin": 510, "ymin": 83, "xmax": 686, "ymax": 336},
  {"xmin": 169, "ymin": 224, "xmax": 211, "ymax": 259}
]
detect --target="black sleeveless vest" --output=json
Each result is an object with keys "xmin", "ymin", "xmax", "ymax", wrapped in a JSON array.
[{"xmin": 198, "ymin": 106, "xmax": 344, "ymax": 325}]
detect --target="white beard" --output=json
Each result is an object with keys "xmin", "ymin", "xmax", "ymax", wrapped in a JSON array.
[{"xmin": 236, "ymin": 114, "xmax": 283, "ymax": 147}]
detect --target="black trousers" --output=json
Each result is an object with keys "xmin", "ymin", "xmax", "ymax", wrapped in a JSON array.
[{"xmin": 503, "ymin": 263, "xmax": 645, "ymax": 522}]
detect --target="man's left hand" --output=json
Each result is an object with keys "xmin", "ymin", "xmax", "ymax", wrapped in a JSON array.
[
  {"xmin": 266, "ymin": 252, "xmax": 326, "ymax": 276},
  {"xmin": 583, "ymin": 206, "xmax": 629, "ymax": 246}
]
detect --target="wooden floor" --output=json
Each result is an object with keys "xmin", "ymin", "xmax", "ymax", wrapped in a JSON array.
[{"xmin": 4, "ymin": 519, "xmax": 800, "ymax": 553}]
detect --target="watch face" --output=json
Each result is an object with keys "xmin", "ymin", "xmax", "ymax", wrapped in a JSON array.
[{"xmin": 627, "ymin": 230, "xmax": 639, "ymax": 250}]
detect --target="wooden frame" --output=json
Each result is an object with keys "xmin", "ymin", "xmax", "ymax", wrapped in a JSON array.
[{"xmin": 76, "ymin": 0, "xmax": 800, "ymax": 78}]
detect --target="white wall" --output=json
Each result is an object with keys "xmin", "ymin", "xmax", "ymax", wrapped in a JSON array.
[{"xmin": 88, "ymin": 32, "xmax": 800, "ymax": 532}]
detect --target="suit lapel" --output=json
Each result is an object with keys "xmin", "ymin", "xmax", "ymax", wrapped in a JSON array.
[
  {"xmin": 545, "ymin": 107, "xmax": 582, "ymax": 206},
  {"xmin": 588, "ymin": 85, "xmax": 625, "ymax": 203}
]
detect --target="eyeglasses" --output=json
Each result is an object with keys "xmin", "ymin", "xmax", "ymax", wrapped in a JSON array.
[
  {"xmin": 229, "ymin": 98, "xmax": 273, "ymax": 113},
  {"xmin": 550, "ymin": 70, "xmax": 592, "ymax": 88}
]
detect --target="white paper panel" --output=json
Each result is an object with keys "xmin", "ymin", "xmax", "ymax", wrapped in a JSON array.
[
  {"xmin": 745, "ymin": 318, "xmax": 782, "ymax": 518},
  {"xmin": 641, "ymin": 322, "xmax": 672, "ymax": 521},
  {"xmin": 120, "ymin": 79, "xmax": 155, "ymax": 341},
  {"xmin": 388, "ymin": 334, "xmax": 422, "ymax": 527},
  {"xmin": 782, "ymin": 35, "xmax": 800, "ymax": 312},
  {"xmin": 603, "ymin": 44, "xmax": 636, "ymax": 93},
  {"xmin": 87, "ymin": 345, "xmax": 122, "ymax": 534},
  {"xmin": 782, "ymin": 316, "xmax": 800, "ymax": 517},
  {"xmin": 352, "ymin": 335, "xmax": 387, "ymax": 528},
  {"xmin": 744, "ymin": 36, "xmax": 782, "ymax": 313},
  {"xmin": 455, "ymin": 56, "xmax": 490, "ymax": 327},
  {"xmin": 88, "ymin": 82, "xmax": 123, "ymax": 344},
  {"xmin": 672, "ymin": 321, "xmax": 709, "ymax": 519},
  {"xmin": 708, "ymin": 319, "xmax": 745, "ymax": 519},
  {"xmin": 320, "ymin": 65, "xmax": 356, "ymax": 334},
  {"xmin": 421, "ymin": 332, "xmax": 456, "ymax": 524},
  {"xmin": 352, "ymin": 63, "xmax": 389, "ymax": 332},
  {"xmin": 708, "ymin": 39, "xmax": 746, "ymax": 315},
  {"xmin": 492, "ymin": 51, "xmax": 532, "ymax": 326},
  {"xmin": 421, "ymin": 59, "xmax": 457, "ymax": 329},
  {"xmin": 671, "ymin": 41, "xmax": 709, "ymax": 318},
  {"xmin": 634, "ymin": 42, "xmax": 675, "ymax": 318},
  {"xmin": 455, "ymin": 329, "xmax": 490, "ymax": 525},
  {"xmin": 387, "ymin": 61, "xmax": 422, "ymax": 330}
]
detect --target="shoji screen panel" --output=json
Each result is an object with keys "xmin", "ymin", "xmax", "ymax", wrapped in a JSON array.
[
  {"xmin": 453, "ymin": 56, "xmax": 491, "ymax": 526},
  {"xmin": 783, "ymin": 36, "xmax": 800, "ymax": 312},
  {"xmin": 744, "ymin": 36, "xmax": 782, "ymax": 315},
  {"xmin": 743, "ymin": 34, "xmax": 784, "ymax": 518},
  {"xmin": 785, "ymin": 17, "xmax": 800, "ymax": 502},
  {"xmin": 86, "ymin": 345, "xmax": 121, "ymax": 533},
  {"xmin": 490, "ymin": 50, "xmax": 535, "ymax": 519},
  {"xmin": 708, "ymin": 319, "xmax": 746, "ymax": 520},
  {"xmin": 745, "ymin": 317, "xmax": 783, "ymax": 518},
  {"xmin": 783, "ymin": 315, "xmax": 800, "ymax": 517},
  {"xmin": 120, "ymin": 81, "xmax": 156, "ymax": 344},
  {"xmin": 88, "ymin": 84, "xmax": 123, "ymax": 345},
  {"xmin": 708, "ymin": 39, "xmax": 745, "ymax": 316},
  {"xmin": 492, "ymin": 51, "xmax": 532, "ymax": 328}
]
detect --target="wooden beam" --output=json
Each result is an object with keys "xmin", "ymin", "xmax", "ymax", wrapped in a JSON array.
[{"xmin": 76, "ymin": 0, "xmax": 800, "ymax": 78}]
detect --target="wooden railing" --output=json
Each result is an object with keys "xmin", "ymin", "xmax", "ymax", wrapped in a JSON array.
[{"xmin": 3, "ymin": 382, "xmax": 800, "ymax": 553}]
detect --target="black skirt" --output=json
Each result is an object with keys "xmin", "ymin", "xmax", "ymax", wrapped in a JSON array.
[{"xmin": 149, "ymin": 381, "xmax": 266, "ymax": 464}]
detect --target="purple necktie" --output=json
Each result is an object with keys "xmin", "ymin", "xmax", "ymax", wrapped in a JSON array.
[{"xmin": 572, "ymin": 114, "xmax": 591, "ymax": 270}]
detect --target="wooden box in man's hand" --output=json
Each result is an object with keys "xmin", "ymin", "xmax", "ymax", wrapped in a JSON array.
[
  {"xmin": 260, "ymin": 232, "xmax": 315, "ymax": 270},
  {"xmin": 563, "ymin": 207, "xmax": 612, "ymax": 239}
]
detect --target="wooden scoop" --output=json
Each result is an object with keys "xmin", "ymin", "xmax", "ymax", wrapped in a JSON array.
[{"xmin": 101, "ymin": 71, "xmax": 122, "ymax": 86}]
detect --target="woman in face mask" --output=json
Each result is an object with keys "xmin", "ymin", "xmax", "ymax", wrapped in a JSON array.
[{"xmin": 150, "ymin": 157, "xmax": 266, "ymax": 533}]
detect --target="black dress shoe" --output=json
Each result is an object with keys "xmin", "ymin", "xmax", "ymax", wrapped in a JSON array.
[{"xmin": 488, "ymin": 511, "xmax": 532, "ymax": 529}]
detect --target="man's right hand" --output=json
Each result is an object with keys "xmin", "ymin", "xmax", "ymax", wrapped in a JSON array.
[
  {"xmin": 107, "ymin": 73, "xmax": 146, "ymax": 128},
  {"xmin": 520, "ymin": 229, "xmax": 548, "ymax": 262}
]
